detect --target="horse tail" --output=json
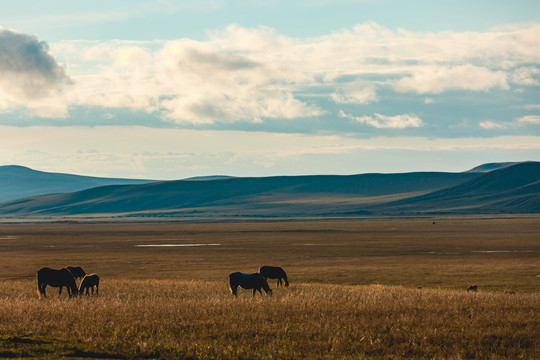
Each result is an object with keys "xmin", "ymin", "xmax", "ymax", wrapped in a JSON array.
[
  {"xmin": 36, "ymin": 271, "xmax": 44, "ymax": 299},
  {"xmin": 229, "ymin": 273, "xmax": 238, "ymax": 296},
  {"xmin": 257, "ymin": 266, "xmax": 267, "ymax": 280}
]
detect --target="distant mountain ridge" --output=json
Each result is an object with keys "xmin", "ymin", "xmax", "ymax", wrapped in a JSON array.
[
  {"xmin": 0, "ymin": 165, "xmax": 155, "ymax": 201},
  {"xmin": 465, "ymin": 162, "xmax": 526, "ymax": 173},
  {"xmin": 0, "ymin": 162, "xmax": 537, "ymax": 218}
]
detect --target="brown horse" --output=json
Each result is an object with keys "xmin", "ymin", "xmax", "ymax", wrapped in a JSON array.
[
  {"xmin": 79, "ymin": 273, "xmax": 99, "ymax": 295},
  {"xmin": 258, "ymin": 266, "xmax": 289, "ymax": 287},
  {"xmin": 36, "ymin": 267, "xmax": 78, "ymax": 298},
  {"xmin": 229, "ymin": 272, "xmax": 272, "ymax": 297},
  {"xmin": 66, "ymin": 266, "xmax": 86, "ymax": 280}
]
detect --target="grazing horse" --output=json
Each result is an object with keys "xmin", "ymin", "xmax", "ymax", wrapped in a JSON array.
[
  {"xmin": 229, "ymin": 272, "xmax": 272, "ymax": 297},
  {"xmin": 258, "ymin": 266, "xmax": 289, "ymax": 287},
  {"xmin": 66, "ymin": 266, "xmax": 86, "ymax": 280},
  {"xmin": 467, "ymin": 285, "xmax": 478, "ymax": 292},
  {"xmin": 79, "ymin": 273, "xmax": 100, "ymax": 295},
  {"xmin": 36, "ymin": 267, "xmax": 78, "ymax": 298}
]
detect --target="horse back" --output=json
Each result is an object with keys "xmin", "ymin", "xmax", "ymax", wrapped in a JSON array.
[
  {"xmin": 81, "ymin": 273, "xmax": 99, "ymax": 287},
  {"xmin": 38, "ymin": 267, "xmax": 77, "ymax": 287},
  {"xmin": 258, "ymin": 266, "xmax": 286, "ymax": 279}
]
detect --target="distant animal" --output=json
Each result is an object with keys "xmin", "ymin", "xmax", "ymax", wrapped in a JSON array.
[
  {"xmin": 467, "ymin": 285, "xmax": 478, "ymax": 292},
  {"xmin": 36, "ymin": 267, "xmax": 78, "ymax": 298},
  {"xmin": 66, "ymin": 266, "xmax": 86, "ymax": 280},
  {"xmin": 79, "ymin": 273, "xmax": 100, "ymax": 295},
  {"xmin": 229, "ymin": 272, "xmax": 272, "ymax": 297},
  {"xmin": 258, "ymin": 266, "xmax": 289, "ymax": 287}
]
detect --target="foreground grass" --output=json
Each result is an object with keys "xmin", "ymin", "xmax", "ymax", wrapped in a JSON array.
[{"xmin": 0, "ymin": 279, "xmax": 538, "ymax": 359}]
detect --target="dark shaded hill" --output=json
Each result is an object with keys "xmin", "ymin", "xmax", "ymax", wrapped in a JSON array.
[
  {"xmin": 377, "ymin": 162, "xmax": 540, "ymax": 214},
  {"xmin": 0, "ymin": 171, "xmax": 479, "ymax": 217},
  {"xmin": 0, "ymin": 165, "xmax": 155, "ymax": 201},
  {"xmin": 0, "ymin": 162, "xmax": 537, "ymax": 218}
]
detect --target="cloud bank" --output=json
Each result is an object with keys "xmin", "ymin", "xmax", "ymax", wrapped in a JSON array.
[{"xmin": 1, "ymin": 22, "xmax": 539, "ymax": 131}]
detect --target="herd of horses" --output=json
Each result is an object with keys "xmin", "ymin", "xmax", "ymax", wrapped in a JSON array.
[
  {"xmin": 36, "ymin": 266, "xmax": 100, "ymax": 298},
  {"xmin": 35, "ymin": 265, "xmax": 288, "ymax": 298},
  {"xmin": 229, "ymin": 266, "xmax": 289, "ymax": 297}
]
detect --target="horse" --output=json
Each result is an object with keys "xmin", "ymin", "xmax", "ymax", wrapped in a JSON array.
[
  {"xmin": 66, "ymin": 266, "xmax": 86, "ymax": 280},
  {"xmin": 36, "ymin": 267, "xmax": 78, "ymax": 298},
  {"xmin": 467, "ymin": 285, "xmax": 478, "ymax": 292},
  {"xmin": 79, "ymin": 273, "xmax": 100, "ymax": 295},
  {"xmin": 258, "ymin": 266, "xmax": 289, "ymax": 287},
  {"xmin": 229, "ymin": 272, "xmax": 272, "ymax": 297}
]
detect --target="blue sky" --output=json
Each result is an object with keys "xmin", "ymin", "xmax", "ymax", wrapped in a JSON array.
[{"xmin": 1, "ymin": 0, "xmax": 539, "ymax": 179}]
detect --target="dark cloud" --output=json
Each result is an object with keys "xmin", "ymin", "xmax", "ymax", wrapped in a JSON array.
[
  {"xmin": 0, "ymin": 28, "xmax": 71, "ymax": 100},
  {"xmin": 182, "ymin": 46, "xmax": 259, "ymax": 72}
]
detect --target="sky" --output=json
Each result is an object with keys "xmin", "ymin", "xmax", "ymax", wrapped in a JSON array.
[{"xmin": 1, "ymin": 0, "xmax": 539, "ymax": 179}]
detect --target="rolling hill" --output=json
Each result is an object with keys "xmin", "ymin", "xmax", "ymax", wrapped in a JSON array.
[
  {"xmin": 0, "ymin": 165, "xmax": 155, "ymax": 201},
  {"xmin": 376, "ymin": 161, "xmax": 540, "ymax": 214},
  {"xmin": 0, "ymin": 162, "xmax": 537, "ymax": 218}
]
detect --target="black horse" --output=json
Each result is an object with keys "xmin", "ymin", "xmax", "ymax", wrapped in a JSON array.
[
  {"xmin": 36, "ymin": 267, "xmax": 78, "ymax": 298},
  {"xmin": 229, "ymin": 272, "xmax": 272, "ymax": 297},
  {"xmin": 79, "ymin": 273, "xmax": 100, "ymax": 295},
  {"xmin": 258, "ymin": 266, "xmax": 289, "ymax": 287},
  {"xmin": 66, "ymin": 266, "xmax": 86, "ymax": 280}
]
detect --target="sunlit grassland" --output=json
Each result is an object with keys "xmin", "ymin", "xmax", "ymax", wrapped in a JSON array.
[
  {"xmin": 1, "ymin": 279, "xmax": 538, "ymax": 359},
  {"xmin": 0, "ymin": 217, "xmax": 539, "ymax": 358}
]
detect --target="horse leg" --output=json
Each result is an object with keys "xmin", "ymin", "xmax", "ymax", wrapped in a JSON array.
[
  {"xmin": 96, "ymin": 284, "xmax": 99, "ymax": 295},
  {"xmin": 278, "ymin": 278, "xmax": 282, "ymax": 287},
  {"xmin": 37, "ymin": 283, "xmax": 46, "ymax": 298}
]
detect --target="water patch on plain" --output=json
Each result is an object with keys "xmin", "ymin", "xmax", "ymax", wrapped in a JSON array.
[
  {"xmin": 472, "ymin": 250, "xmax": 535, "ymax": 253},
  {"xmin": 135, "ymin": 243, "xmax": 221, "ymax": 248}
]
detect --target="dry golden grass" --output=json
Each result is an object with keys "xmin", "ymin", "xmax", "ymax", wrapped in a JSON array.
[
  {"xmin": 0, "ymin": 218, "xmax": 538, "ymax": 358},
  {"xmin": 1, "ymin": 279, "xmax": 538, "ymax": 359}
]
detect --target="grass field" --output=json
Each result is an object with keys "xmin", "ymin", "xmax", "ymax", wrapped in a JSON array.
[{"xmin": 0, "ymin": 217, "xmax": 539, "ymax": 359}]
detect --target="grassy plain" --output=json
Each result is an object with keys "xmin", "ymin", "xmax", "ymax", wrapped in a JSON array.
[{"xmin": 0, "ymin": 217, "xmax": 539, "ymax": 359}]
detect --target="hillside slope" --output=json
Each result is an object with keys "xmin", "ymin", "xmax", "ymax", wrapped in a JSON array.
[
  {"xmin": 378, "ymin": 162, "xmax": 540, "ymax": 214},
  {"xmin": 0, "ymin": 166, "xmax": 154, "ymax": 201},
  {"xmin": 0, "ymin": 171, "xmax": 479, "ymax": 217}
]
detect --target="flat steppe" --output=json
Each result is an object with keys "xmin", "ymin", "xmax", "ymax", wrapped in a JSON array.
[{"xmin": 0, "ymin": 217, "xmax": 538, "ymax": 359}]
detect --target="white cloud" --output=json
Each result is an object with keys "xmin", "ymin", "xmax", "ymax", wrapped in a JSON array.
[
  {"xmin": 339, "ymin": 111, "xmax": 422, "ymax": 128},
  {"xmin": 331, "ymin": 83, "xmax": 377, "ymax": 104},
  {"xmin": 394, "ymin": 65, "xmax": 509, "ymax": 94},
  {"xmin": 517, "ymin": 115, "xmax": 540, "ymax": 124},
  {"xmin": 479, "ymin": 121, "xmax": 507, "ymax": 129},
  {"xmin": 511, "ymin": 66, "xmax": 540, "ymax": 85}
]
